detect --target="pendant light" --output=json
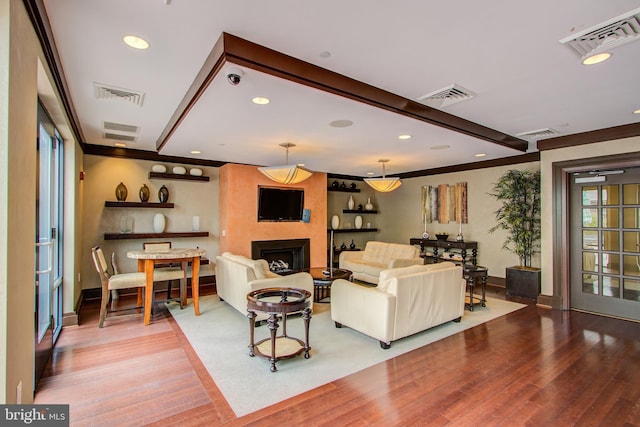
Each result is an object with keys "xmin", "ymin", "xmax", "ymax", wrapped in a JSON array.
[
  {"xmin": 364, "ymin": 159, "xmax": 402, "ymax": 192},
  {"xmin": 258, "ymin": 143, "xmax": 313, "ymax": 184}
]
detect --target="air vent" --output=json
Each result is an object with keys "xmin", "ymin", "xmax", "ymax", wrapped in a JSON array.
[
  {"xmin": 93, "ymin": 82, "xmax": 145, "ymax": 107},
  {"xmin": 517, "ymin": 128, "xmax": 559, "ymax": 139},
  {"xmin": 559, "ymin": 8, "xmax": 640, "ymax": 60},
  {"xmin": 103, "ymin": 121, "xmax": 139, "ymax": 133},
  {"xmin": 103, "ymin": 133, "xmax": 137, "ymax": 142},
  {"xmin": 416, "ymin": 84, "xmax": 476, "ymax": 108}
]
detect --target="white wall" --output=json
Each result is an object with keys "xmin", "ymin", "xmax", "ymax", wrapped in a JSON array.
[
  {"xmin": 81, "ymin": 155, "xmax": 219, "ymax": 290},
  {"xmin": 376, "ymin": 161, "xmax": 540, "ymax": 278}
]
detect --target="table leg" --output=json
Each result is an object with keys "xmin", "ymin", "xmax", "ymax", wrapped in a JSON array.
[
  {"xmin": 136, "ymin": 260, "xmax": 145, "ymax": 313},
  {"xmin": 191, "ymin": 256, "xmax": 201, "ymax": 316},
  {"xmin": 302, "ymin": 307, "xmax": 311, "ymax": 359},
  {"xmin": 247, "ymin": 310, "xmax": 256, "ymax": 357},
  {"xmin": 481, "ymin": 274, "xmax": 487, "ymax": 307},
  {"xmin": 468, "ymin": 277, "xmax": 475, "ymax": 312},
  {"xmin": 180, "ymin": 261, "xmax": 188, "ymax": 309},
  {"xmin": 144, "ymin": 259, "xmax": 155, "ymax": 325},
  {"xmin": 267, "ymin": 313, "xmax": 279, "ymax": 372}
]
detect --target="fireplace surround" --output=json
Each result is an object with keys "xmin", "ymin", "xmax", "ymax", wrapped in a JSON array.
[{"xmin": 251, "ymin": 239, "xmax": 310, "ymax": 273}]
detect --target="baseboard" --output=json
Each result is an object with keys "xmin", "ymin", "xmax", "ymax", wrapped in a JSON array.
[
  {"xmin": 536, "ymin": 293, "xmax": 563, "ymax": 309},
  {"xmin": 62, "ymin": 311, "xmax": 79, "ymax": 327}
]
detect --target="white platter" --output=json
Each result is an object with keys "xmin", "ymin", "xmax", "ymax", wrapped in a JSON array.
[
  {"xmin": 189, "ymin": 168, "xmax": 203, "ymax": 176},
  {"xmin": 151, "ymin": 164, "xmax": 167, "ymax": 173},
  {"xmin": 172, "ymin": 166, "xmax": 187, "ymax": 175}
]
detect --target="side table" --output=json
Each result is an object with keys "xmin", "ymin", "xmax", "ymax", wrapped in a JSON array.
[
  {"xmin": 308, "ymin": 267, "xmax": 352, "ymax": 303},
  {"xmin": 247, "ymin": 287, "xmax": 312, "ymax": 372},
  {"xmin": 463, "ymin": 265, "xmax": 488, "ymax": 311}
]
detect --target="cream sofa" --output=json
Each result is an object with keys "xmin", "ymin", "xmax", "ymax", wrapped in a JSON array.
[
  {"xmin": 339, "ymin": 241, "xmax": 423, "ymax": 284},
  {"xmin": 215, "ymin": 252, "xmax": 314, "ymax": 321},
  {"xmin": 331, "ymin": 262, "xmax": 465, "ymax": 348}
]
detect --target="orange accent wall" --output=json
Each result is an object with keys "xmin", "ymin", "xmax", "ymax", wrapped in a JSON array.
[{"xmin": 219, "ymin": 164, "xmax": 327, "ymax": 267}]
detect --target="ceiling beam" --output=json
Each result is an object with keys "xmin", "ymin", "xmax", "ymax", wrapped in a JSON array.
[{"xmin": 156, "ymin": 32, "xmax": 528, "ymax": 153}]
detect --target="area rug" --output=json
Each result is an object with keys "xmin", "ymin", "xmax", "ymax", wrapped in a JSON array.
[{"xmin": 168, "ymin": 295, "xmax": 525, "ymax": 417}]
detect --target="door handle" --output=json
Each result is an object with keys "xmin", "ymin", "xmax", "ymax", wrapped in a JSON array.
[{"xmin": 35, "ymin": 240, "xmax": 53, "ymax": 275}]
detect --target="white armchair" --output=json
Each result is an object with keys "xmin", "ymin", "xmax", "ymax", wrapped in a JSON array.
[
  {"xmin": 215, "ymin": 252, "xmax": 314, "ymax": 321},
  {"xmin": 331, "ymin": 262, "xmax": 465, "ymax": 348}
]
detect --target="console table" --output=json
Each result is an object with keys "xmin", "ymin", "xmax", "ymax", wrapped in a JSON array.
[{"xmin": 409, "ymin": 238, "xmax": 478, "ymax": 265}]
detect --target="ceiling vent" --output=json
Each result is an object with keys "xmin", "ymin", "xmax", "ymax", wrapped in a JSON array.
[
  {"xmin": 416, "ymin": 83, "xmax": 476, "ymax": 108},
  {"xmin": 517, "ymin": 128, "xmax": 559, "ymax": 139},
  {"xmin": 559, "ymin": 8, "xmax": 640, "ymax": 60},
  {"xmin": 102, "ymin": 121, "xmax": 139, "ymax": 143},
  {"xmin": 93, "ymin": 82, "xmax": 145, "ymax": 107}
]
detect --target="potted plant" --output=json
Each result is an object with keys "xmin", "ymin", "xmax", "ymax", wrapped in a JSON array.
[{"xmin": 489, "ymin": 169, "xmax": 541, "ymax": 300}]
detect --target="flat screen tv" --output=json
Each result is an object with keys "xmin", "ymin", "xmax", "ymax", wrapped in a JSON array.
[{"xmin": 257, "ymin": 186, "xmax": 304, "ymax": 222}]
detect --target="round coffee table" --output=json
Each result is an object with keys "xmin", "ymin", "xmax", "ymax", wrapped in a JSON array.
[
  {"xmin": 308, "ymin": 267, "xmax": 352, "ymax": 303},
  {"xmin": 246, "ymin": 287, "xmax": 312, "ymax": 372}
]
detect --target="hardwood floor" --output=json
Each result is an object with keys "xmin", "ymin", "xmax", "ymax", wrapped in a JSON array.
[{"xmin": 35, "ymin": 287, "xmax": 640, "ymax": 426}]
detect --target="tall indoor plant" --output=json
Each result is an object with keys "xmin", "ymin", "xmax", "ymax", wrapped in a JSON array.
[{"xmin": 489, "ymin": 169, "xmax": 541, "ymax": 299}]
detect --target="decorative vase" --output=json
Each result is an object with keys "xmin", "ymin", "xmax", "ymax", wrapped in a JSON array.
[
  {"xmin": 365, "ymin": 197, "xmax": 374, "ymax": 211},
  {"xmin": 349, "ymin": 182, "xmax": 356, "ymax": 190},
  {"xmin": 349, "ymin": 239, "xmax": 356, "ymax": 249},
  {"xmin": 139, "ymin": 184, "xmax": 150, "ymax": 202},
  {"xmin": 348, "ymin": 195, "xmax": 355, "ymax": 210},
  {"xmin": 158, "ymin": 185, "xmax": 169, "ymax": 203},
  {"xmin": 340, "ymin": 242, "xmax": 347, "ymax": 250},
  {"xmin": 115, "ymin": 182, "xmax": 128, "ymax": 201},
  {"xmin": 355, "ymin": 215, "xmax": 363, "ymax": 229},
  {"xmin": 153, "ymin": 213, "xmax": 166, "ymax": 233},
  {"xmin": 340, "ymin": 181, "xmax": 346, "ymax": 188},
  {"xmin": 332, "ymin": 180, "xmax": 339, "ymax": 188},
  {"xmin": 331, "ymin": 215, "xmax": 340, "ymax": 230}
]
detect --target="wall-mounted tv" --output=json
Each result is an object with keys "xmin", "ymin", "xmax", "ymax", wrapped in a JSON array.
[{"xmin": 257, "ymin": 186, "xmax": 304, "ymax": 222}]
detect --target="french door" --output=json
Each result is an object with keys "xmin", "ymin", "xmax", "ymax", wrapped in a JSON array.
[
  {"xmin": 35, "ymin": 103, "xmax": 63, "ymax": 387},
  {"xmin": 571, "ymin": 167, "xmax": 640, "ymax": 321}
]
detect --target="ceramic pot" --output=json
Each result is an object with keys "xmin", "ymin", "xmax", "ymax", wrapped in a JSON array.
[
  {"xmin": 348, "ymin": 195, "xmax": 355, "ymax": 210},
  {"xmin": 350, "ymin": 239, "xmax": 356, "ymax": 249},
  {"xmin": 115, "ymin": 182, "xmax": 128, "ymax": 201},
  {"xmin": 153, "ymin": 213, "xmax": 166, "ymax": 233},
  {"xmin": 355, "ymin": 215, "xmax": 363, "ymax": 229},
  {"xmin": 158, "ymin": 185, "xmax": 169, "ymax": 203},
  {"xmin": 331, "ymin": 215, "xmax": 340, "ymax": 230},
  {"xmin": 139, "ymin": 184, "xmax": 150, "ymax": 202},
  {"xmin": 365, "ymin": 197, "xmax": 374, "ymax": 211}
]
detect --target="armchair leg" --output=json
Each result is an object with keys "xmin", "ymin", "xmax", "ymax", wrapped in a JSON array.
[
  {"xmin": 334, "ymin": 321, "xmax": 343, "ymax": 328},
  {"xmin": 380, "ymin": 341, "xmax": 391, "ymax": 349},
  {"xmin": 452, "ymin": 316, "xmax": 462, "ymax": 323}
]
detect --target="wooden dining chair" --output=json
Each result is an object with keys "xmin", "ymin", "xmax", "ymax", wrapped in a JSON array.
[
  {"xmin": 143, "ymin": 241, "xmax": 186, "ymax": 307},
  {"xmin": 91, "ymin": 246, "xmax": 146, "ymax": 328}
]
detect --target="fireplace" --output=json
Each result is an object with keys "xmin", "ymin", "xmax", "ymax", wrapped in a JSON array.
[{"xmin": 251, "ymin": 239, "xmax": 310, "ymax": 273}]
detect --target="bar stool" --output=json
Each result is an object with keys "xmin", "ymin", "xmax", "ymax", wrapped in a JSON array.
[{"xmin": 463, "ymin": 264, "xmax": 488, "ymax": 311}]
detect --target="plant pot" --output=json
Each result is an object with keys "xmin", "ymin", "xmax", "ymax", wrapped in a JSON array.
[{"xmin": 505, "ymin": 266, "xmax": 540, "ymax": 301}]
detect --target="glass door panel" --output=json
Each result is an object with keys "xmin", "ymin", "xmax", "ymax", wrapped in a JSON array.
[{"xmin": 571, "ymin": 168, "xmax": 640, "ymax": 321}]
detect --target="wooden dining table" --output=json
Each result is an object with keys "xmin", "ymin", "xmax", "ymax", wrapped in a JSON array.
[{"xmin": 127, "ymin": 247, "xmax": 206, "ymax": 325}]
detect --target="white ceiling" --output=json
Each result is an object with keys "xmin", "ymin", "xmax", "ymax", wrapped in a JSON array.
[{"xmin": 41, "ymin": 0, "xmax": 640, "ymax": 177}]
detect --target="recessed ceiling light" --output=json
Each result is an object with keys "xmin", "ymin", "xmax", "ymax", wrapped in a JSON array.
[
  {"xmin": 319, "ymin": 51, "xmax": 331, "ymax": 58},
  {"xmin": 123, "ymin": 35, "xmax": 149, "ymax": 50},
  {"xmin": 582, "ymin": 52, "xmax": 611, "ymax": 65},
  {"xmin": 329, "ymin": 119, "xmax": 353, "ymax": 128},
  {"xmin": 430, "ymin": 145, "xmax": 450, "ymax": 150},
  {"xmin": 475, "ymin": 153, "xmax": 487, "ymax": 157},
  {"xmin": 114, "ymin": 142, "xmax": 127, "ymax": 147},
  {"xmin": 252, "ymin": 97, "xmax": 270, "ymax": 105},
  {"xmin": 190, "ymin": 150, "xmax": 201, "ymax": 154},
  {"xmin": 634, "ymin": 109, "xmax": 640, "ymax": 114},
  {"xmin": 367, "ymin": 172, "xmax": 375, "ymax": 176},
  {"xmin": 398, "ymin": 134, "xmax": 412, "ymax": 140}
]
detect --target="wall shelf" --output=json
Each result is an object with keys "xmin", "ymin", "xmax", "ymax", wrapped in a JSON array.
[
  {"xmin": 327, "ymin": 187, "xmax": 360, "ymax": 193},
  {"xmin": 342, "ymin": 209, "xmax": 378, "ymax": 214},
  {"xmin": 149, "ymin": 172, "xmax": 210, "ymax": 182},
  {"xmin": 104, "ymin": 231, "xmax": 209, "ymax": 240},
  {"xmin": 328, "ymin": 228, "xmax": 378, "ymax": 233},
  {"xmin": 104, "ymin": 201, "xmax": 175, "ymax": 208}
]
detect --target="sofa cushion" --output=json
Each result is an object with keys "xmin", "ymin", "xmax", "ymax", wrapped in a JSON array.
[
  {"xmin": 377, "ymin": 264, "xmax": 425, "ymax": 293},
  {"xmin": 362, "ymin": 241, "xmax": 419, "ymax": 265},
  {"xmin": 220, "ymin": 252, "xmax": 271, "ymax": 280}
]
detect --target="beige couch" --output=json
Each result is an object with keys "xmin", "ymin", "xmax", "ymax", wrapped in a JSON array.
[
  {"xmin": 331, "ymin": 262, "xmax": 465, "ymax": 348},
  {"xmin": 215, "ymin": 252, "xmax": 314, "ymax": 321},
  {"xmin": 339, "ymin": 241, "xmax": 423, "ymax": 284}
]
